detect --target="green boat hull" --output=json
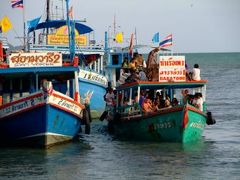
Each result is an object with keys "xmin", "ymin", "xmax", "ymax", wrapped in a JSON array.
[{"xmin": 109, "ymin": 105, "xmax": 206, "ymax": 143}]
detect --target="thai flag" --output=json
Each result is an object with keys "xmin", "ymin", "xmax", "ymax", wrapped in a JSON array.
[
  {"xmin": 11, "ymin": 0, "xmax": 24, "ymax": 8},
  {"xmin": 159, "ymin": 34, "xmax": 172, "ymax": 48}
]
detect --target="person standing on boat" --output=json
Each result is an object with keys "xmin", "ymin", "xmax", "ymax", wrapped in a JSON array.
[
  {"xmin": 192, "ymin": 64, "xmax": 201, "ymax": 81},
  {"xmin": 105, "ymin": 88, "xmax": 115, "ymax": 107},
  {"xmin": 146, "ymin": 46, "xmax": 161, "ymax": 81}
]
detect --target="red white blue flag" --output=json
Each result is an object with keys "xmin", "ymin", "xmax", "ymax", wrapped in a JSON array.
[
  {"xmin": 159, "ymin": 34, "xmax": 172, "ymax": 48},
  {"xmin": 11, "ymin": 0, "xmax": 24, "ymax": 8}
]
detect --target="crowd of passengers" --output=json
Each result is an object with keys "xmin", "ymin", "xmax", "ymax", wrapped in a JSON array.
[
  {"xmin": 118, "ymin": 53, "xmax": 201, "ymax": 85},
  {"xmin": 104, "ymin": 87, "xmax": 204, "ymax": 114}
]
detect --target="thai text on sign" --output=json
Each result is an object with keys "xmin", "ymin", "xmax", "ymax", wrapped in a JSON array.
[
  {"xmin": 159, "ymin": 56, "xmax": 186, "ymax": 82},
  {"xmin": 78, "ymin": 69, "xmax": 108, "ymax": 86},
  {"xmin": 0, "ymin": 93, "xmax": 45, "ymax": 119},
  {"xmin": 9, "ymin": 52, "xmax": 62, "ymax": 68},
  {"xmin": 48, "ymin": 92, "xmax": 83, "ymax": 118}
]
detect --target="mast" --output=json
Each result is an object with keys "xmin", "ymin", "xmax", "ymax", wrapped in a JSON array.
[
  {"xmin": 23, "ymin": 0, "xmax": 26, "ymax": 51},
  {"xmin": 65, "ymin": 0, "xmax": 75, "ymax": 62},
  {"xmin": 134, "ymin": 27, "xmax": 138, "ymax": 46},
  {"xmin": 113, "ymin": 14, "xmax": 116, "ymax": 36},
  {"xmin": 46, "ymin": 0, "xmax": 50, "ymax": 44}
]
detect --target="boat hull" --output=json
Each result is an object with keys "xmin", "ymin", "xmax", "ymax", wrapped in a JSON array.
[
  {"xmin": 0, "ymin": 91, "xmax": 83, "ymax": 148},
  {"xmin": 109, "ymin": 106, "xmax": 206, "ymax": 143},
  {"xmin": 78, "ymin": 70, "xmax": 107, "ymax": 119},
  {"xmin": 0, "ymin": 104, "xmax": 81, "ymax": 147}
]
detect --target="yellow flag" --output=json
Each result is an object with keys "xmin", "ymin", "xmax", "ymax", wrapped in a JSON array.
[
  {"xmin": 115, "ymin": 32, "xmax": 123, "ymax": 43},
  {"xmin": 1, "ymin": 16, "xmax": 12, "ymax": 33}
]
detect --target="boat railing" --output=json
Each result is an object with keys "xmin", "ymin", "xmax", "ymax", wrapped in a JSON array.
[
  {"xmin": 30, "ymin": 44, "xmax": 104, "ymax": 53},
  {"xmin": 115, "ymin": 103, "xmax": 142, "ymax": 118}
]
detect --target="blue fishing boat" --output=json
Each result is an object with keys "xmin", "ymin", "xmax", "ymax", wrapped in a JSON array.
[
  {"xmin": 0, "ymin": 0, "xmax": 91, "ymax": 147},
  {"xmin": 28, "ymin": 0, "xmax": 108, "ymax": 119},
  {"xmin": 0, "ymin": 49, "xmax": 87, "ymax": 147}
]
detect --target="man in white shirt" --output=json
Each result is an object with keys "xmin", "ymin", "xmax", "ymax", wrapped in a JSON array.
[
  {"xmin": 192, "ymin": 64, "xmax": 201, "ymax": 81},
  {"xmin": 105, "ymin": 88, "xmax": 115, "ymax": 106},
  {"xmin": 193, "ymin": 93, "xmax": 203, "ymax": 111}
]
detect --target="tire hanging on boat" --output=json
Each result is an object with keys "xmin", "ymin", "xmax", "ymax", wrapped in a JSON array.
[{"xmin": 83, "ymin": 104, "xmax": 91, "ymax": 134}]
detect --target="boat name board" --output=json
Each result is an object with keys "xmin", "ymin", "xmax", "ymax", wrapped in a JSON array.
[
  {"xmin": 159, "ymin": 56, "xmax": 186, "ymax": 82},
  {"xmin": 48, "ymin": 94, "xmax": 83, "ymax": 118},
  {"xmin": 0, "ymin": 93, "xmax": 45, "ymax": 118},
  {"xmin": 79, "ymin": 69, "xmax": 108, "ymax": 86},
  {"xmin": 148, "ymin": 121, "xmax": 175, "ymax": 132},
  {"xmin": 9, "ymin": 52, "xmax": 62, "ymax": 68},
  {"xmin": 189, "ymin": 121, "xmax": 204, "ymax": 129}
]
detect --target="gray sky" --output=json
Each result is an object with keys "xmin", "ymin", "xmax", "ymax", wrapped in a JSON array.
[{"xmin": 1, "ymin": 0, "xmax": 240, "ymax": 53}]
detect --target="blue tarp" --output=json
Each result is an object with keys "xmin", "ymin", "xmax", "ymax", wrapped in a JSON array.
[{"xmin": 28, "ymin": 20, "xmax": 93, "ymax": 34}]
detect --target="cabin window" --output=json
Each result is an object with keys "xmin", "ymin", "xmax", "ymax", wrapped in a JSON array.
[{"xmin": 112, "ymin": 55, "xmax": 119, "ymax": 65}]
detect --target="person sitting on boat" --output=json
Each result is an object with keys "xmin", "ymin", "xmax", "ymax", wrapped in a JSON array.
[
  {"xmin": 138, "ymin": 90, "xmax": 145, "ymax": 107},
  {"xmin": 164, "ymin": 97, "xmax": 172, "ymax": 108},
  {"xmin": 152, "ymin": 99, "xmax": 160, "ymax": 112},
  {"xmin": 118, "ymin": 68, "xmax": 130, "ymax": 85},
  {"xmin": 185, "ymin": 62, "xmax": 192, "ymax": 81},
  {"xmin": 181, "ymin": 89, "xmax": 189, "ymax": 104},
  {"xmin": 192, "ymin": 93, "xmax": 203, "ymax": 111},
  {"xmin": 125, "ymin": 69, "xmax": 140, "ymax": 83},
  {"xmin": 128, "ymin": 58, "xmax": 137, "ymax": 71},
  {"xmin": 138, "ymin": 66, "xmax": 148, "ymax": 81},
  {"xmin": 121, "ymin": 57, "xmax": 129, "ymax": 68},
  {"xmin": 41, "ymin": 78, "xmax": 53, "ymax": 94},
  {"xmin": 142, "ymin": 98, "xmax": 153, "ymax": 113},
  {"xmin": 191, "ymin": 64, "xmax": 201, "ymax": 81},
  {"xmin": 172, "ymin": 98, "xmax": 179, "ymax": 106}
]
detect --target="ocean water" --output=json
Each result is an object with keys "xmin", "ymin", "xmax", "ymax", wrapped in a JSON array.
[{"xmin": 1, "ymin": 53, "xmax": 240, "ymax": 180}]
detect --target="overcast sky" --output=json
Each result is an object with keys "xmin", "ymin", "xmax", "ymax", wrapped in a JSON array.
[{"xmin": 1, "ymin": 0, "xmax": 240, "ymax": 53}]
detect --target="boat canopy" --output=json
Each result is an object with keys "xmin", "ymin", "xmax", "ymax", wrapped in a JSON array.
[
  {"xmin": 28, "ymin": 20, "xmax": 93, "ymax": 34},
  {"xmin": 116, "ymin": 80, "xmax": 208, "ymax": 91}
]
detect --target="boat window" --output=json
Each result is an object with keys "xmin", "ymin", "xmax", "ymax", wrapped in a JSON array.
[{"xmin": 112, "ymin": 55, "xmax": 119, "ymax": 65}]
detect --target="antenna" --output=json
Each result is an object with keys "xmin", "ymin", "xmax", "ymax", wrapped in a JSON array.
[{"xmin": 113, "ymin": 14, "xmax": 116, "ymax": 36}]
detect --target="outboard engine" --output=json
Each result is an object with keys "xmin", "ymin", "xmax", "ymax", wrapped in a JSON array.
[{"xmin": 206, "ymin": 111, "xmax": 216, "ymax": 125}]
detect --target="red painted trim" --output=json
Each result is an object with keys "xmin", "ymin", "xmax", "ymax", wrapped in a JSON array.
[
  {"xmin": 0, "ymin": 93, "xmax": 43, "ymax": 109},
  {"xmin": 0, "ymin": 103, "xmax": 45, "ymax": 120},
  {"xmin": 49, "ymin": 103, "xmax": 81, "ymax": 118},
  {"xmin": 51, "ymin": 92, "xmax": 85, "ymax": 109},
  {"xmin": 187, "ymin": 105, "xmax": 206, "ymax": 116}
]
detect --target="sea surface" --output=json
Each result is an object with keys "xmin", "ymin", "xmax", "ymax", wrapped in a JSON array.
[{"xmin": 1, "ymin": 53, "xmax": 240, "ymax": 180}]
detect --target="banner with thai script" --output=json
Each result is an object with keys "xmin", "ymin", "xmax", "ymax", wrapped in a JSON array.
[
  {"xmin": 47, "ymin": 25, "xmax": 87, "ymax": 46},
  {"xmin": 0, "ymin": 93, "xmax": 45, "ymax": 119},
  {"xmin": 159, "ymin": 56, "xmax": 186, "ymax": 82},
  {"xmin": 78, "ymin": 69, "xmax": 108, "ymax": 86},
  {"xmin": 48, "ymin": 92, "xmax": 83, "ymax": 118},
  {"xmin": 9, "ymin": 52, "xmax": 62, "ymax": 68},
  {"xmin": 47, "ymin": 34, "xmax": 87, "ymax": 46}
]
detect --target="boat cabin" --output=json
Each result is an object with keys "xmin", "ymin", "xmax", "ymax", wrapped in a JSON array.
[
  {"xmin": 113, "ymin": 80, "xmax": 207, "ymax": 117},
  {"xmin": 0, "ymin": 51, "xmax": 79, "ymax": 106}
]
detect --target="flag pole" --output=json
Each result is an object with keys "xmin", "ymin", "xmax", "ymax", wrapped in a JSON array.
[
  {"xmin": 22, "ymin": 0, "xmax": 26, "ymax": 51},
  {"xmin": 171, "ymin": 33, "xmax": 173, "ymax": 56}
]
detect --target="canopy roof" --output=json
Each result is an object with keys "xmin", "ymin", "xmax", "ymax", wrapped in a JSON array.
[
  {"xmin": 28, "ymin": 20, "xmax": 93, "ymax": 34},
  {"xmin": 116, "ymin": 80, "xmax": 208, "ymax": 91}
]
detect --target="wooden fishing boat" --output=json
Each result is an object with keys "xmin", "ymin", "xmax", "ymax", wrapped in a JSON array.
[
  {"xmin": 0, "ymin": 48, "xmax": 90, "ymax": 147},
  {"xmin": 105, "ymin": 55, "xmax": 215, "ymax": 143}
]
